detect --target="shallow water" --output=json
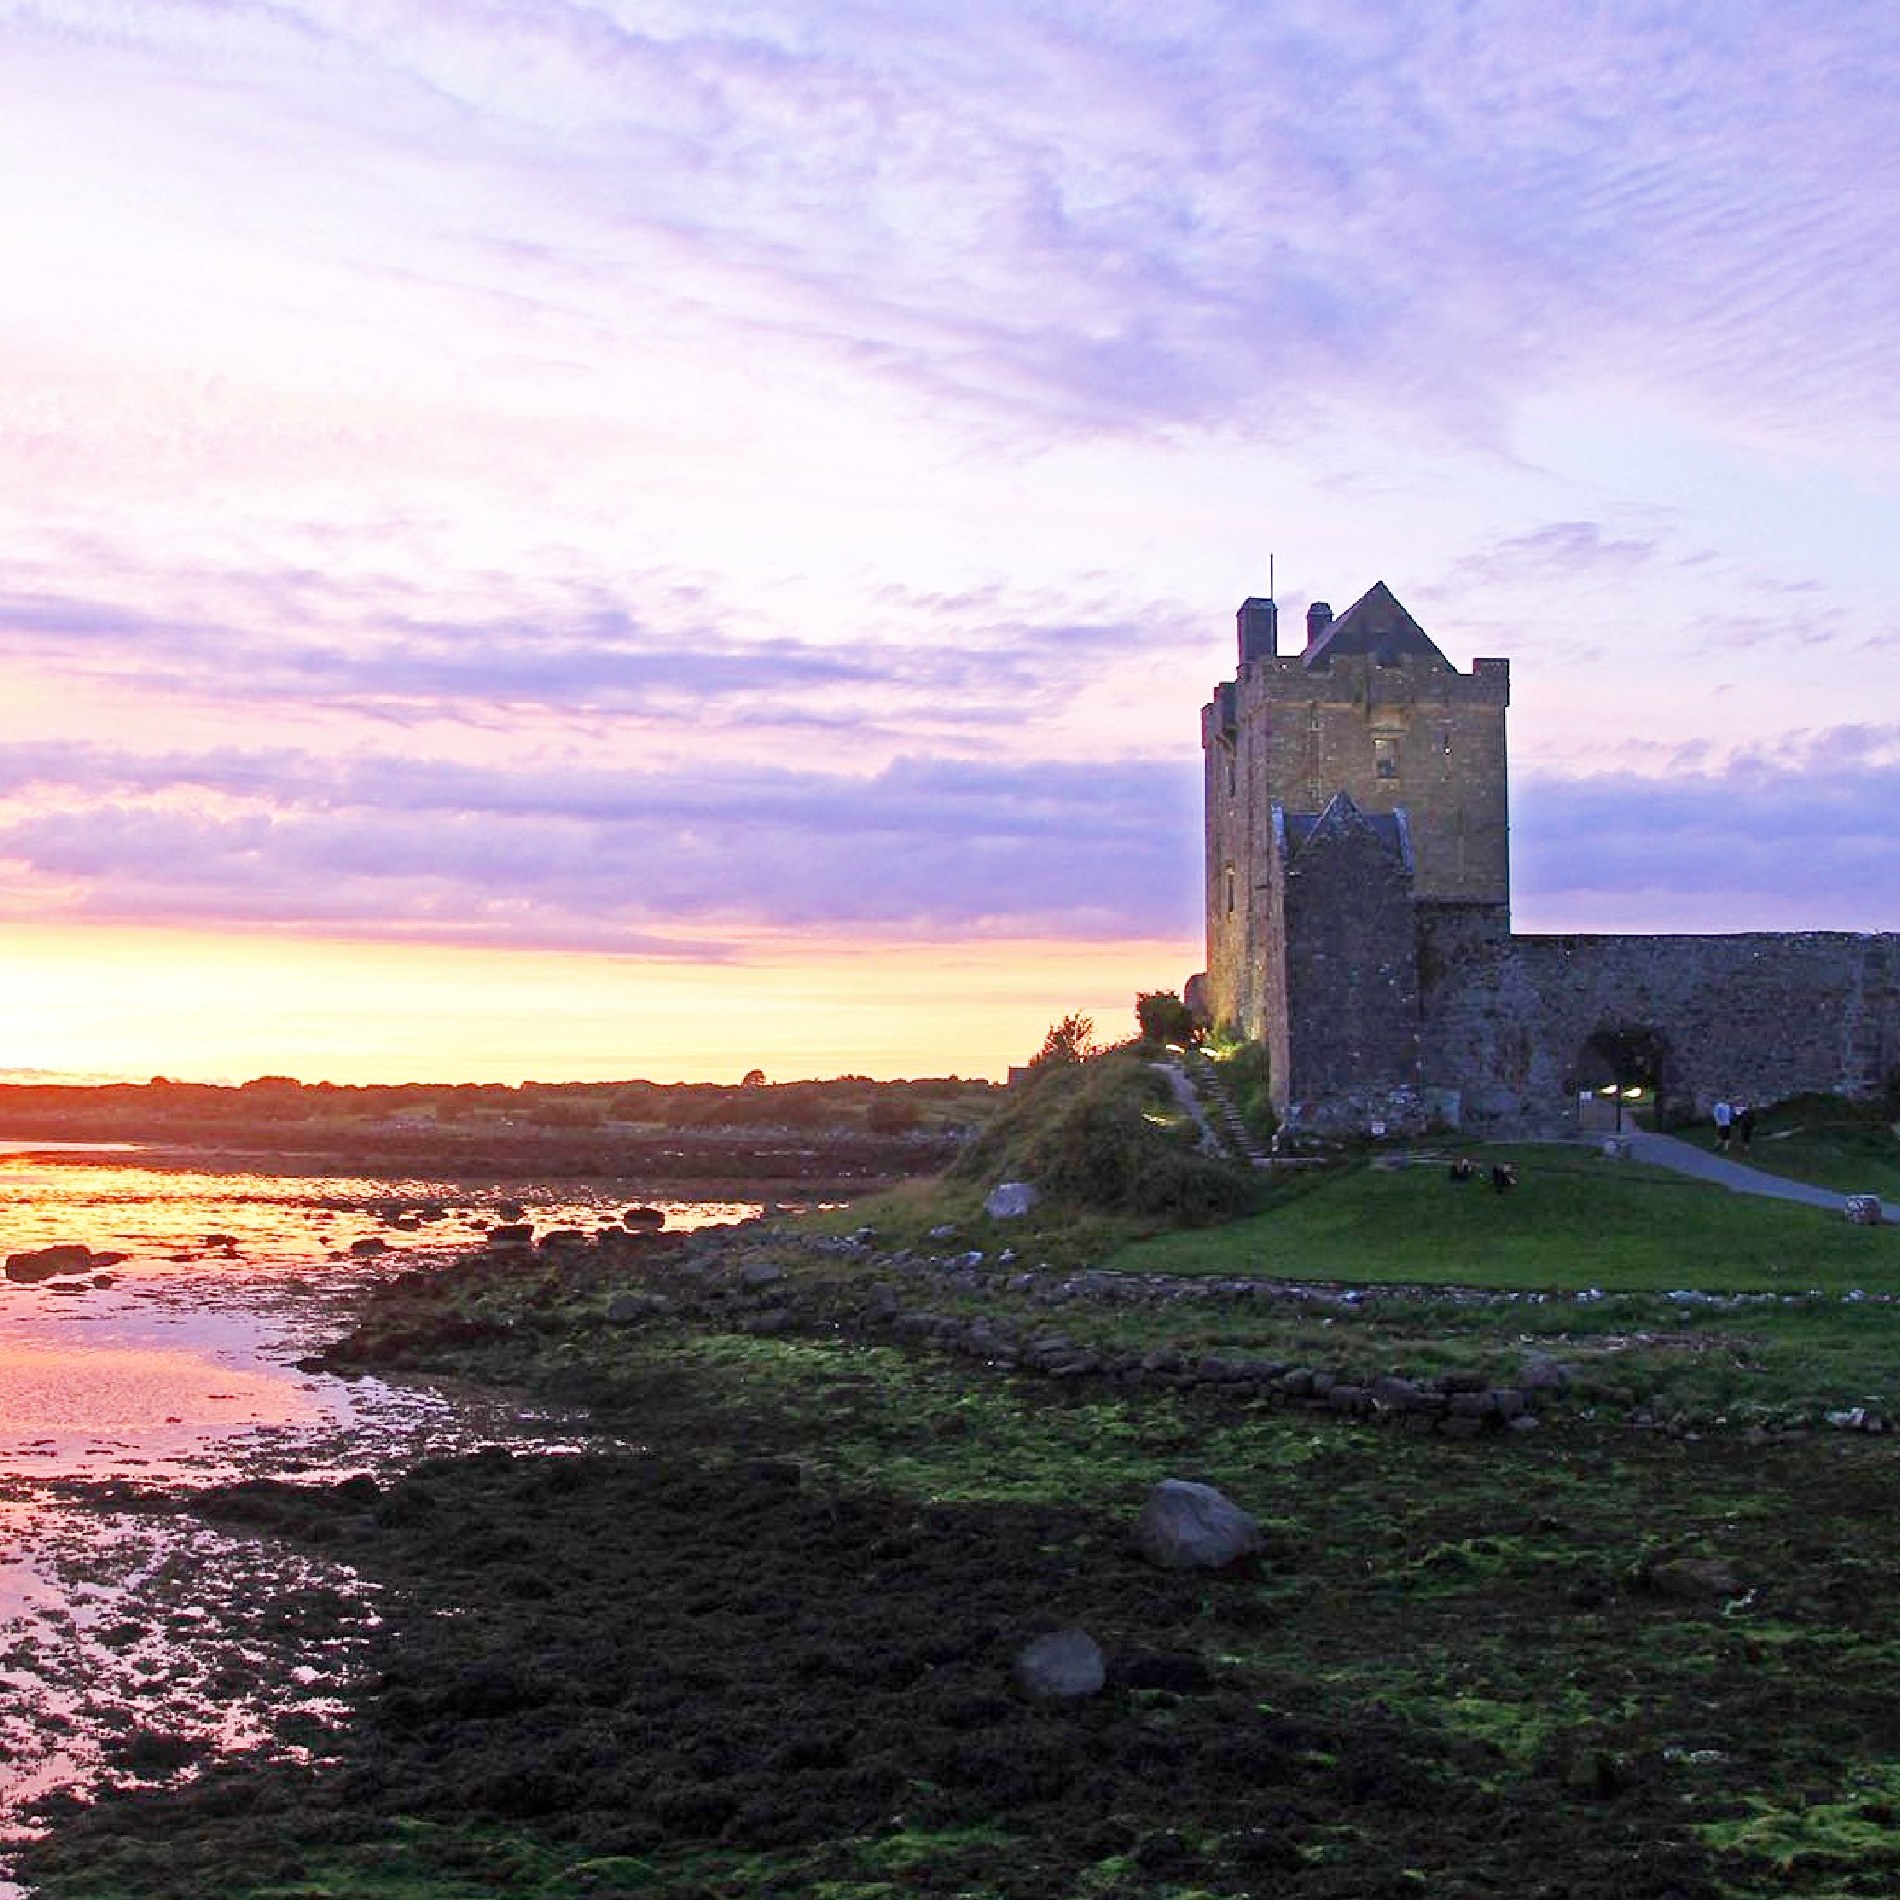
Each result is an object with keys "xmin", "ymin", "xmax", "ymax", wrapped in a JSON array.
[{"xmin": 0, "ymin": 1146, "xmax": 761, "ymax": 1882}]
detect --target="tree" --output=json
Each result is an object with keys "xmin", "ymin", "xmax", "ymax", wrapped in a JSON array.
[
  {"xmin": 1030, "ymin": 1013, "xmax": 1097, "ymax": 1069},
  {"xmin": 1134, "ymin": 990, "xmax": 1198, "ymax": 1047},
  {"xmin": 740, "ymin": 1068, "xmax": 767, "ymax": 1088}
]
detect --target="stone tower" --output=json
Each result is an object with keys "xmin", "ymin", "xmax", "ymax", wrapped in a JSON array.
[{"xmin": 1199, "ymin": 582, "xmax": 1511, "ymax": 1126}]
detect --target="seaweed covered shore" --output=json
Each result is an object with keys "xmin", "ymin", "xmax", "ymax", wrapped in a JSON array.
[{"xmin": 20, "ymin": 1212, "xmax": 1900, "ymax": 1899}]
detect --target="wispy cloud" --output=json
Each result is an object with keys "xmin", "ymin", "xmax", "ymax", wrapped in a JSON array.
[
  {"xmin": 0, "ymin": 574, "xmax": 1200, "ymax": 751},
  {"xmin": 1517, "ymin": 737, "xmax": 1900, "ymax": 930},
  {"xmin": 17, "ymin": 0, "xmax": 1900, "ymax": 451},
  {"xmin": 0, "ymin": 742, "xmax": 1204, "ymax": 946}
]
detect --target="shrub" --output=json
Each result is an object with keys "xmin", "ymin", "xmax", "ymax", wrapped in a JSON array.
[
  {"xmin": 1134, "ymin": 990, "xmax": 1198, "ymax": 1047},
  {"xmin": 1029, "ymin": 1013, "xmax": 1098, "ymax": 1069}
]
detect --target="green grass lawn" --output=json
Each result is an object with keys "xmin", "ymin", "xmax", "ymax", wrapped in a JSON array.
[
  {"xmin": 1108, "ymin": 1144, "xmax": 1898, "ymax": 1292},
  {"xmin": 1670, "ymin": 1108, "xmax": 1900, "ymax": 1200}
]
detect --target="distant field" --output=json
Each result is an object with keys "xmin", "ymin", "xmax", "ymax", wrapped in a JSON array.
[{"xmin": 1109, "ymin": 1144, "xmax": 1898, "ymax": 1292}]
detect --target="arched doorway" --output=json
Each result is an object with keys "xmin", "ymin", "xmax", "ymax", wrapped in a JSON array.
[{"xmin": 1573, "ymin": 1023, "xmax": 1672, "ymax": 1133}]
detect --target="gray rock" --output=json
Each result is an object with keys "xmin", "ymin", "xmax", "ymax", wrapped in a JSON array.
[
  {"xmin": 486, "ymin": 1223, "xmax": 535, "ymax": 1248},
  {"xmin": 1133, "ymin": 1479, "xmax": 1262, "ymax": 1571},
  {"xmin": 1013, "ymin": 1628, "xmax": 1106, "ymax": 1699},
  {"xmin": 738, "ymin": 1259, "xmax": 786, "ymax": 1289},
  {"xmin": 1647, "ymin": 1556, "xmax": 1741, "ymax": 1600},
  {"xmin": 985, "ymin": 1181, "xmax": 1038, "ymax": 1219},
  {"xmin": 605, "ymin": 1292, "xmax": 671, "ymax": 1324},
  {"xmin": 1519, "ymin": 1353, "xmax": 1573, "ymax": 1391}
]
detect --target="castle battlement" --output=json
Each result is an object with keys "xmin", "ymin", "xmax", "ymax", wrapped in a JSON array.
[{"xmin": 1194, "ymin": 580, "xmax": 1900, "ymax": 1134}]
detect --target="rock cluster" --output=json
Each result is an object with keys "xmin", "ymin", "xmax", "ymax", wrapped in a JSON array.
[{"xmin": 6, "ymin": 1242, "xmax": 127, "ymax": 1283}]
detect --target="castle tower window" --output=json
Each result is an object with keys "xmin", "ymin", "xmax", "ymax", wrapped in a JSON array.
[
  {"xmin": 1225, "ymin": 866, "xmax": 1236, "ymax": 915},
  {"xmin": 1374, "ymin": 735, "xmax": 1398, "ymax": 780},
  {"xmin": 1226, "ymin": 745, "xmax": 1237, "ymax": 799}
]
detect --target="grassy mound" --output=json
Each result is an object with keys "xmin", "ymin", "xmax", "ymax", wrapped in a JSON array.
[{"xmin": 948, "ymin": 1054, "xmax": 1257, "ymax": 1224}]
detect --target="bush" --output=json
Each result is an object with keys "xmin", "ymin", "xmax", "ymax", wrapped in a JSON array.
[
  {"xmin": 951, "ymin": 1055, "xmax": 1257, "ymax": 1223},
  {"xmin": 1134, "ymin": 990, "xmax": 1197, "ymax": 1047}
]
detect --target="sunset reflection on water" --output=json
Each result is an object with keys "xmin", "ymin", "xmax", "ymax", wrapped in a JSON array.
[{"xmin": 0, "ymin": 1147, "xmax": 761, "ymax": 1868}]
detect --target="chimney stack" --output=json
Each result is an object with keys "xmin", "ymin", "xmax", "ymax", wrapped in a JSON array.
[
  {"xmin": 1236, "ymin": 596, "xmax": 1279, "ymax": 664},
  {"xmin": 1305, "ymin": 601, "xmax": 1333, "ymax": 649}
]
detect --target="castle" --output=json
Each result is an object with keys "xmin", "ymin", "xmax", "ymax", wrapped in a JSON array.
[{"xmin": 1191, "ymin": 582, "xmax": 1900, "ymax": 1133}]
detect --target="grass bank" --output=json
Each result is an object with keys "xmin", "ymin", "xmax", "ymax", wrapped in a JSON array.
[
  {"xmin": 1108, "ymin": 1143, "xmax": 1897, "ymax": 1292},
  {"xmin": 1662, "ymin": 1097, "xmax": 1900, "ymax": 1201}
]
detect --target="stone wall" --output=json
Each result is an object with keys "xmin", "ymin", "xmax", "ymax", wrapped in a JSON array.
[
  {"xmin": 1420, "ymin": 918, "xmax": 1900, "ymax": 1124},
  {"xmin": 1236, "ymin": 650, "xmax": 1510, "ymax": 907},
  {"xmin": 1280, "ymin": 805, "xmax": 1422, "ymax": 1125}
]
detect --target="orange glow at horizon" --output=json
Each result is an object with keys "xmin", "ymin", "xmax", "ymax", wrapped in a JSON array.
[{"xmin": 1, "ymin": 923, "xmax": 1201, "ymax": 1085}]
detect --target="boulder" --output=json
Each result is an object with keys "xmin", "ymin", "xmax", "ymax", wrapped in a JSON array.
[
  {"xmin": 486, "ymin": 1223, "xmax": 535, "ymax": 1248},
  {"xmin": 623, "ymin": 1206, "xmax": 667, "ymax": 1229},
  {"xmin": 1845, "ymin": 1195, "xmax": 1884, "ymax": 1226},
  {"xmin": 1647, "ymin": 1556, "xmax": 1741, "ymax": 1601},
  {"xmin": 347, "ymin": 1237, "xmax": 391, "ymax": 1257},
  {"xmin": 1133, "ymin": 1479, "xmax": 1262, "ymax": 1571},
  {"xmin": 985, "ymin": 1182, "xmax": 1038, "ymax": 1220},
  {"xmin": 738, "ymin": 1259, "xmax": 786, "ymax": 1290},
  {"xmin": 6, "ymin": 1243, "xmax": 106, "ymax": 1283},
  {"xmin": 1013, "ymin": 1628, "xmax": 1105, "ymax": 1700}
]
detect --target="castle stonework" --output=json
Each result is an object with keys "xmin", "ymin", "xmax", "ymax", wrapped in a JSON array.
[{"xmin": 1195, "ymin": 583, "xmax": 1900, "ymax": 1132}]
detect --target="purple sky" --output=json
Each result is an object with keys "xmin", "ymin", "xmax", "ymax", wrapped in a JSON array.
[{"xmin": 1, "ymin": 1, "xmax": 1897, "ymax": 1076}]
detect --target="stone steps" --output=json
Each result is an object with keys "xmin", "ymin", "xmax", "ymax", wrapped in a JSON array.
[{"xmin": 1185, "ymin": 1053, "xmax": 1274, "ymax": 1168}]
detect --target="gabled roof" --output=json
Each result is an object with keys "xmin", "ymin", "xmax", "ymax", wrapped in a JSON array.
[
  {"xmin": 1282, "ymin": 791, "xmax": 1413, "ymax": 874},
  {"xmin": 1303, "ymin": 581, "xmax": 1452, "ymax": 672}
]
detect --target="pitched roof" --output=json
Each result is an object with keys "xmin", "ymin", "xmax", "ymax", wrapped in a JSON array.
[
  {"xmin": 1282, "ymin": 791, "xmax": 1413, "ymax": 873},
  {"xmin": 1303, "ymin": 581, "xmax": 1452, "ymax": 672}
]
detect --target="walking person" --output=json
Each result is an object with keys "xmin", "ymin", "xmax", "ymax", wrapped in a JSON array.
[
  {"xmin": 1713, "ymin": 1097, "xmax": 1733, "ymax": 1154},
  {"xmin": 1736, "ymin": 1102, "xmax": 1756, "ymax": 1158}
]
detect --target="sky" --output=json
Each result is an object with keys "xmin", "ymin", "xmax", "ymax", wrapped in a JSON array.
[{"xmin": 2, "ymin": 0, "xmax": 1898, "ymax": 1084}]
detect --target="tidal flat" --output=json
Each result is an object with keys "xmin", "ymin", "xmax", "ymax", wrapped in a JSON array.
[
  {"xmin": 18, "ymin": 1182, "xmax": 1900, "ymax": 1900},
  {"xmin": 0, "ymin": 1149, "xmax": 763, "ymax": 1891}
]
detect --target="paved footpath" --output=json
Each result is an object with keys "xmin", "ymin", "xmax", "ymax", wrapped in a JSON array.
[{"xmin": 1624, "ymin": 1129, "xmax": 1900, "ymax": 1224}]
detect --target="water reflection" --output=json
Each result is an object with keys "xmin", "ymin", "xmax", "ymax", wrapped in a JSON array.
[{"xmin": 0, "ymin": 1151, "xmax": 762, "ymax": 1875}]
